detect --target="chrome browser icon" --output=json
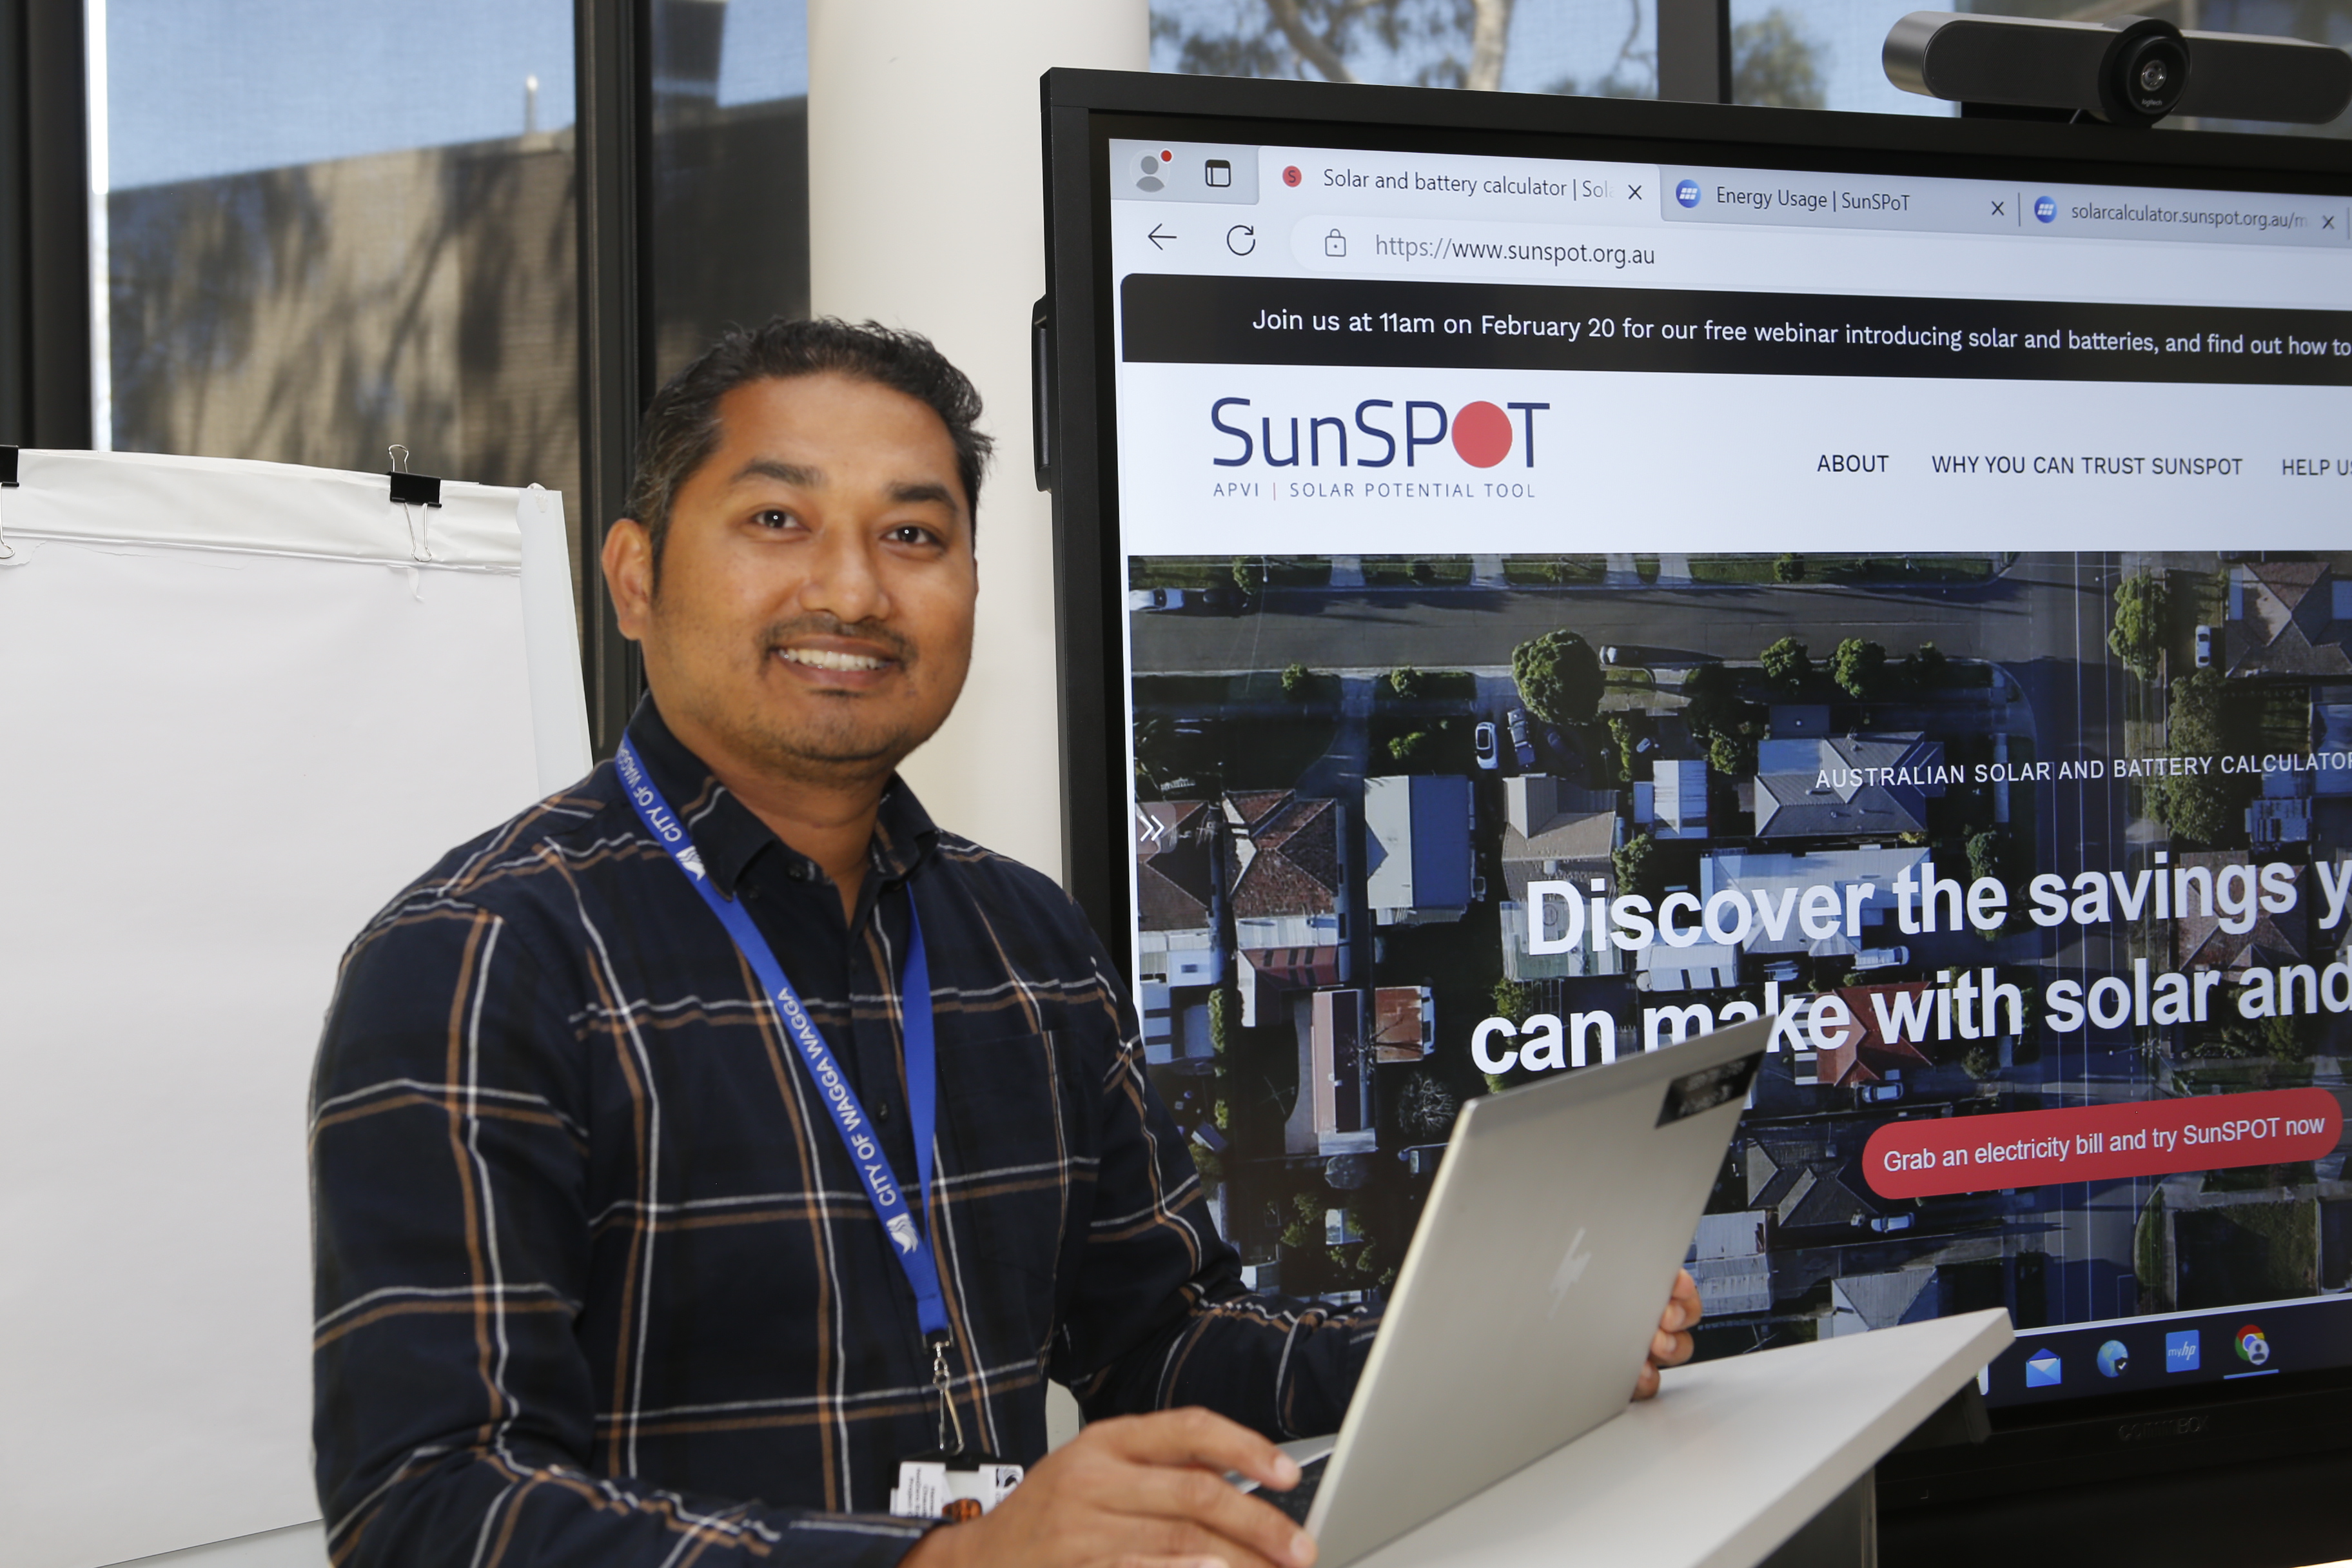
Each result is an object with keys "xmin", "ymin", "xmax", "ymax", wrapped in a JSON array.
[{"xmin": 2237, "ymin": 1324, "xmax": 2271, "ymax": 1366}]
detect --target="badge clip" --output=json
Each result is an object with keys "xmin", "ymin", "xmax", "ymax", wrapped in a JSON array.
[{"xmin": 930, "ymin": 1331, "xmax": 966, "ymax": 1458}]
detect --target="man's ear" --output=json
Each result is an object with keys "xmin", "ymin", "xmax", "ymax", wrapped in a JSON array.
[{"xmin": 602, "ymin": 518, "xmax": 654, "ymax": 643}]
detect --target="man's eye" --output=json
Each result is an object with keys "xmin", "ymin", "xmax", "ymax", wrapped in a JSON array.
[
  {"xmin": 754, "ymin": 509, "xmax": 799, "ymax": 530},
  {"xmin": 889, "ymin": 525, "xmax": 939, "ymax": 546}
]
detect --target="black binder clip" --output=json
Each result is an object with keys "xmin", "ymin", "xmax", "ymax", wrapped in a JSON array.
[
  {"xmin": 388, "ymin": 469, "xmax": 441, "ymax": 507},
  {"xmin": 387, "ymin": 445, "xmax": 442, "ymax": 563},
  {"xmin": 0, "ymin": 444, "xmax": 17, "ymax": 560},
  {"xmin": 386, "ymin": 444, "xmax": 440, "ymax": 507}
]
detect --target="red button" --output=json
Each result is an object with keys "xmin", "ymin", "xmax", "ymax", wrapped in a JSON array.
[{"xmin": 1862, "ymin": 1088, "xmax": 2342, "ymax": 1199}]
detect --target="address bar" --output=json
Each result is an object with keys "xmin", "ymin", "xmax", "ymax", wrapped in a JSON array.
[{"xmin": 1293, "ymin": 214, "xmax": 1664, "ymax": 278}]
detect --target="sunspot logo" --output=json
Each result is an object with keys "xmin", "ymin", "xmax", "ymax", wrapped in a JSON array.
[{"xmin": 1210, "ymin": 396, "xmax": 1548, "ymax": 469}]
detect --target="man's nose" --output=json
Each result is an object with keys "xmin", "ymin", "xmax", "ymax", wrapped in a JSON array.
[{"xmin": 798, "ymin": 525, "xmax": 889, "ymax": 624}]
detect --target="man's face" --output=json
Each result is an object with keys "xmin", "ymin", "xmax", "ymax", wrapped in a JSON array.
[{"xmin": 604, "ymin": 371, "xmax": 977, "ymax": 787}]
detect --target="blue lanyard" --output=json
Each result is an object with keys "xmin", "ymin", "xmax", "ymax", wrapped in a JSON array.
[{"xmin": 614, "ymin": 735, "xmax": 949, "ymax": 1348}]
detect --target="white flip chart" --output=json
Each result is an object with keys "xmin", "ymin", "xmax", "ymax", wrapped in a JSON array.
[{"xmin": 0, "ymin": 449, "xmax": 591, "ymax": 1568}]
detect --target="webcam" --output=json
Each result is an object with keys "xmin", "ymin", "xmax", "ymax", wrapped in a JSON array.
[{"xmin": 1884, "ymin": 11, "xmax": 2352, "ymax": 127}]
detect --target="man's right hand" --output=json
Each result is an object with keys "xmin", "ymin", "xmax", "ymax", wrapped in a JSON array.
[{"xmin": 899, "ymin": 1407, "xmax": 1317, "ymax": 1568}]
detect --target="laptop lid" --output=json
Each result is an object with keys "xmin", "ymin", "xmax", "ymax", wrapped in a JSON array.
[{"xmin": 1304, "ymin": 1018, "xmax": 1769, "ymax": 1566}]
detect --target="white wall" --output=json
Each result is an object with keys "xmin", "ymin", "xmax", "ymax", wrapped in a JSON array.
[{"xmin": 808, "ymin": 0, "xmax": 1149, "ymax": 885}]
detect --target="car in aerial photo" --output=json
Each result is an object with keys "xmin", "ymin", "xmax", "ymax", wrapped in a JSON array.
[
  {"xmin": 1473, "ymin": 720, "xmax": 1499, "ymax": 770},
  {"xmin": 1126, "ymin": 586, "xmax": 1247, "ymax": 614},
  {"xmin": 1505, "ymin": 708, "xmax": 1536, "ymax": 769}
]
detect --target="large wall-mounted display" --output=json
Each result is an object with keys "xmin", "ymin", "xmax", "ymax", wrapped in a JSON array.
[{"xmin": 1039, "ymin": 69, "xmax": 2352, "ymax": 1531}]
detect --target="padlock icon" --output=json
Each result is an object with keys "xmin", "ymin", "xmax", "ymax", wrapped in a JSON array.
[{"xmin": 1324, "ymin": 229, "xmax": 1346, "ymax": 257}]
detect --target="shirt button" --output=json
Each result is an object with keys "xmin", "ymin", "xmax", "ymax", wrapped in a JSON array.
[{"xmin": 874, "ymin": 1099, "xmax": 893, "ymax": 1123}]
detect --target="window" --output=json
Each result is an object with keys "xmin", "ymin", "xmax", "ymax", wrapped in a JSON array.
[
  {"xmin": 1152, "ymin": 0, "xmax": 2352, "ymax": 131},
  {"xmin": 1152, "ymin": 0, "xmax": 1663, "ymax": 99},
  {"xmin": 1726, "ymin": 0, "xmax": 1912, "ymax": 113},
  {"xmin": 95, "ymin": 0, "xmax": 583, "ymax": 531},
  {"xmin": 647, "ymin": 0, "xmax": 809, "ymax": 384}
]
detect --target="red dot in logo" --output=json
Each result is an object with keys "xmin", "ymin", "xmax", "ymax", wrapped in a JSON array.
[
  {"xmin": 1282, "ymin": 165, "xmax": 1303, "ymax": 187},
  {"xmin": 1451, "ymin": 401, "xmax": 1513, "ymax": 467}
]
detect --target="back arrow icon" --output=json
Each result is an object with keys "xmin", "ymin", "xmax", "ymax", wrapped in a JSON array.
[{"xmin": 1147, "ymin": 223, "xmax": 1175, "ymax": 250}]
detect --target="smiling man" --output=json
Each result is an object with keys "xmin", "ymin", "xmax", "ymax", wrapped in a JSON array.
[{"xmin": 308, "ymin": 318, "xmax": 1698, "ymax": 1568}]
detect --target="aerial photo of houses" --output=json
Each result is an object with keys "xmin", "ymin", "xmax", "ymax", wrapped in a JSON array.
[{"xmin": 1126, "ymin": 549, "xmax": 2352, "ymax": 1357}]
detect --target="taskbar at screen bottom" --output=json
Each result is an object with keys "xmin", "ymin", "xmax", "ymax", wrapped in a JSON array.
[{"xmin": 1983, "ymin": 1295, "xmax": 2350, "ymax": 1409}]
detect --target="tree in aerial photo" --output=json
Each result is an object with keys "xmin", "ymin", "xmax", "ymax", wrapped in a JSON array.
[
  {"xmin": 2108, "ymin": 571, "xmax": 2170, "ymax": 681},
  {"xmin": 1511, "ymin": 628, "xmax": 1603, "ymax": 728}
]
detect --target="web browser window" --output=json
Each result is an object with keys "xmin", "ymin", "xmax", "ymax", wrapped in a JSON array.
[{"xmin": 1108, "ymin": 133, "xmax": 2352, "ymax": 1406}]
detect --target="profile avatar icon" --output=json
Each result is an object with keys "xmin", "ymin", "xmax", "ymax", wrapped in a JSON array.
[
  {"xmin": 2236, "ymin": 1324, "xmax": 2270, "ymax": 1365},
  {"xmin": 1136, "ymin": 153, "xmax": 1166, "ymax": 193}
]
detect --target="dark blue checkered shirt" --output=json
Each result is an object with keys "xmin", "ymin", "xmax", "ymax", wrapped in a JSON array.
[{"xmin": 309, "ymin": 700, "xmax": 1373, "ymax": 1567}]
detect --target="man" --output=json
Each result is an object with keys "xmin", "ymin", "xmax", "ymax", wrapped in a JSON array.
[{"xmin": 310, "ymin": 318, "xmax": 1701, "ymax": 1568}]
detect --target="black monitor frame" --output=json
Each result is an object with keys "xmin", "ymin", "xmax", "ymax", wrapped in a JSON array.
[{"xmin": 1035, "ymin": 66, "xmax": 2352, "ymax": 1556}]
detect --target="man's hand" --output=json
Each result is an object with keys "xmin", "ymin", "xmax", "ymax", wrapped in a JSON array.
[
  {"xmin": 1632, "ymin": 1268, "xmax": 1703, "ymax": 1400},
  {"xmin": 901, "ymin": 1407, "xmax": 1316, "ymax": 1568},
  {"xmin": 905, "ymin": 1277, "xmax": 1701, "ymax": 1564}
]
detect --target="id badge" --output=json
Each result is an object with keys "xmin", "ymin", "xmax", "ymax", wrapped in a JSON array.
[{"xmin": 888, "ymin": 1453, "xmax": 1024, "ymax": 1520}]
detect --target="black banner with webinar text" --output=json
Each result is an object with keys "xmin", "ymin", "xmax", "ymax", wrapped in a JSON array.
[{"xmin": 1120, "ymin": 273, "xmax": 2352, "ymax": 387}]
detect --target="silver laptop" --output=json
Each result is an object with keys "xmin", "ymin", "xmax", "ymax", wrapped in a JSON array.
[{"xmin": 1239, "ymin": 1017, "xmax": 1769, "ymax": 1567}]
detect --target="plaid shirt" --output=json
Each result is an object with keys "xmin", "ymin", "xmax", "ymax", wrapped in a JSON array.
[{"xmin": 309, "ymin": 700, "xmax": 1373, "ymax": 1567}]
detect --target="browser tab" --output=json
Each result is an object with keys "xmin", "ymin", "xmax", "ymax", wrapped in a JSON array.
[
  {"xmin": 1252, "ymin": 146, "xmax": 1661, "ymax": 222},
  {"xmin": 1658, "ymin": 162, "xmax": 2350, "ymax": 250}
]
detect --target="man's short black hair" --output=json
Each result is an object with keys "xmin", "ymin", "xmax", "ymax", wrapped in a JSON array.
[{"xmin": 625, "ymin": 317, "xmax": 993, "ymax": 573}]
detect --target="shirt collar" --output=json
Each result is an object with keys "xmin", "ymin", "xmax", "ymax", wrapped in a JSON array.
[{"xmin": 624, "ymin": 696, "xmax": 939, "ymax": 900}]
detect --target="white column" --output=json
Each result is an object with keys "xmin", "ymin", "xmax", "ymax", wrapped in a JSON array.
[{"xmin": 808, "ymin": 1, "xmax": 1148, "ymax": 883}]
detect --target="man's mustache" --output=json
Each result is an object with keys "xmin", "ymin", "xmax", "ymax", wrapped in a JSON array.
[{"xmin": 761, "ymin": 614, "xmax": 914, "ymax": 664}]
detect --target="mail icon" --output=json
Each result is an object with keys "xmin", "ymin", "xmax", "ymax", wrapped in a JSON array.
[{"xmin": 2024, "ymin": 1349, "xmax": 2063, "ymax": 1388}]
